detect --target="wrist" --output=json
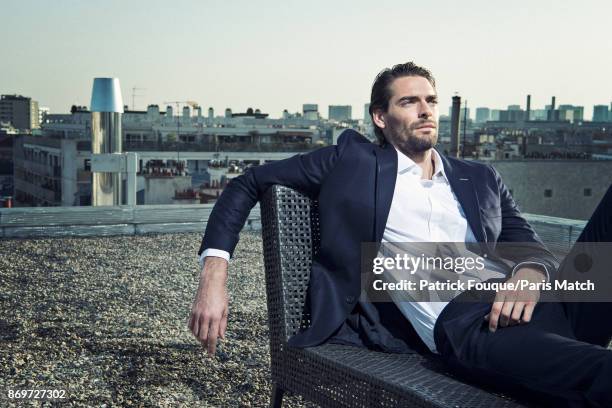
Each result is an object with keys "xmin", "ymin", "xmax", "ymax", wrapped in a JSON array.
[
  {"xmin": 201, "ymin": 257, "xmax": 228, "ymax": 280},
  {"xmin": 515, "ymin": 267, "xmax": 547, "ymax": 282},
  {"xmin": 202, "ymin": 256, "xmax": 228, "ymax": 269},
  {"xmin": 512, "ymin": 261, "xmax": 549, "ymax": 283}
]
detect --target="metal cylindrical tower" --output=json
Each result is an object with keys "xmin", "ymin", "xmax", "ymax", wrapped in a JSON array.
[
  {"xmin": 450, "ymin": 95, "xmax": 461, "ymax": 158},
  {"xmin": 90, "ymin": 78, "xmax": 124, "ymax": 206},
  {"xmin": 526, "ymin": 94, "xmax": 531, "ymax": 121}
]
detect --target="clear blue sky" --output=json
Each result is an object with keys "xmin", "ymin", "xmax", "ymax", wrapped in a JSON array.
[{"xmin": 2, "ymin": 0, "xmax": 611, "ymax": 119}]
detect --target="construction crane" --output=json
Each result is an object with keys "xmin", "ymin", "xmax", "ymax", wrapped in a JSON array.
[{"xmin": 163, "ymin": 100, "xmax": 200, "ymax": 111}]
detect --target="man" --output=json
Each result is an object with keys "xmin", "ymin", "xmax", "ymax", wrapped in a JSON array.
[{"xmin": 189, "ymin": 62, "xmax": 612, "ymax": 406}]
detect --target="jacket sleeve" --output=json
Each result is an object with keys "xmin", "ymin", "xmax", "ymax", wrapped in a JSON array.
[
  {"xmin": 197, "ymin": 130, "xmax": 358, "ymax": 258},
  {"xmin": 488, "ymin": 164, "xmax": 560, "ymax": 279}
]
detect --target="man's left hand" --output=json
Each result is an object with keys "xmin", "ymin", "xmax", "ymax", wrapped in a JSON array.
[{"xmin": 485, "ymin": 267, "xmax": 547, "ymax": 332}]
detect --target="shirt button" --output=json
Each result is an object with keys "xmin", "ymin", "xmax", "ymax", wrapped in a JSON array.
[{"xmin": 345, "ymin": 295, "xmax": 355, "ymax": 303}]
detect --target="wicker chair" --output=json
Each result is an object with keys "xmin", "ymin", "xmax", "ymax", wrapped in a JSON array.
[{"xmin": 260, "ymin": 185, "xmax": 533, "ymax": 408}]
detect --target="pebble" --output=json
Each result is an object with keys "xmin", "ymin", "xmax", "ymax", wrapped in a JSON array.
[{"xmin": 0, "ymin": 231, "xmax": 317, "ymax": 407}]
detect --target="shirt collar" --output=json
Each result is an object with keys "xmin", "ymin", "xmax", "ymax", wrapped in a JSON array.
[{"xmin": 393, "ymin": 145, "xmax": 447, "ymax": 182}]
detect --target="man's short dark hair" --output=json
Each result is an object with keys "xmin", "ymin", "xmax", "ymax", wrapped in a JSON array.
[{"xmin": 369, "ymin": 62, "xmax": 436, "ymax": 145}]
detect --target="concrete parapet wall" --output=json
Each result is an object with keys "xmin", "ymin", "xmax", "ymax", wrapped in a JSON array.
[
  {"xmin": 0, "ymin": 204, "xmax": 261, "ymax": 238},
  {"xmin": 490, "ymin": 160, "xmax": 612, "ymax": 220}
]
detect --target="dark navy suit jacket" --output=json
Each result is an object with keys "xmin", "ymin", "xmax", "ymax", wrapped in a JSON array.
[{"xmin": 198, "ymin": 129, "xmax": 558, "ymax": 349}]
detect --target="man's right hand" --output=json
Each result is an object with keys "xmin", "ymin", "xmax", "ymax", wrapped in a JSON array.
[{"xmin": 188, "ymin": 256, "xmax": 229, "ymax": 356}]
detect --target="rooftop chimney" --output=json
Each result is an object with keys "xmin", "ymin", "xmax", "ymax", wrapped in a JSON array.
[
  {"xmin": 548, "ymin": 96, "xmax": 556, "ymax": 121},
  {"xmin": 90, "ymin": 78, "xmax": 123, "ymax": 206},
  {"xmin": 526, "ymin": 95, "xmax": 531, "ymax": 121},
  {"xmin": 450, "ymin": 95, "xmax": 461, "ymax": 158}
]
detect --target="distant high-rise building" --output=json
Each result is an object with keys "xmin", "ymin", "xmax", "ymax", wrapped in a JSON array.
[
  {"xmin": 490, "ymin": 109, "xmax": 501, "ymax": 121},
  {"xmin": 302, "ymin": 104, "xmax": 319, "ymax": 120},
  {"xmin": 558, "ymin": 105, "xmax": 573, "ymax": 122},
  {"xmin": 302, "ymin": 104, "xmax": 318, "ymax": 113},
  {"xmin": 593, "ymin": 105, "xmax": 609, "ymax": 122},
  {"xmin": 39, "ymin": 106, "xmax": 50, "ymax": 125},
  {"xmin": 364, "ymin": 103, "xmax": 371, "ymax": 123},
  {"xmin": 475, "ymin": 107, "xmax": 490, "ymax": 123},
  {"xmin": 499, "ymin": 109, "xmax": 526, "ymax": 122},
  {"xmin": 328, "ymin": 105, "xmax": 352, "ymax": 121},
  {"xmin": 572, "ymin": 106, "xmax": 584, "ymax": 122},
  {"xmin": 557, "ymin": 105, "xmax": 584, "ymax": 123},
  {"xmin": 532, "ymin": 109, "xmax": 548, "ymax": 121},
  {"xmin": 0, "ymin": 94, "xmax": 40, "ymax": 130}
]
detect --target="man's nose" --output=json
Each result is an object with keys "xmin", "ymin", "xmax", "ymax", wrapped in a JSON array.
[{"xmin": 418, "ymin": 101, "xmax": 433, "ymax": 119}]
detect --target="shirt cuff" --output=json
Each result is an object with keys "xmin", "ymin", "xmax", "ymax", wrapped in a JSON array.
[
  {"xmin": 198, "ymin": 248, "xmax": 231, "ymax": 270},
  {"xmin": 511, "ymin": 261, "xmax": 550, "ymax": 283}
]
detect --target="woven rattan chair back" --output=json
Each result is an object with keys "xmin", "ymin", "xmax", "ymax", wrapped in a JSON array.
[{"xmin": 261, "ymin": 185, "xmax": 319, "ymax": 352}]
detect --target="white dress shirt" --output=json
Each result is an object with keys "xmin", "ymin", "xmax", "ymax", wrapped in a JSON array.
[{"xmin": 381, "ymin": 147, "xmax": 478, "ymax": 352}]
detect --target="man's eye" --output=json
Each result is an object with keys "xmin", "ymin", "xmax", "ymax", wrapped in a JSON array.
[{"xmin": 429, "ymin": 100, "xmax": 438, "ymax": 105}]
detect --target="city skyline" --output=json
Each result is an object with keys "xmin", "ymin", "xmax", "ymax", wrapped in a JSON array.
[{"xmin": 2, "ymin": 0, "xmax": 611, "ymax": 119}]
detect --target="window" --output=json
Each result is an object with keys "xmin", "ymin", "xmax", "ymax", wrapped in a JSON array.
[
  {"xmin": 544, "ymin": 189, "xmax": 552, "ymax": 197},
  {"xmin": 584, "ymin": 188, "xmax": 592, "ymax": 197},
  {"xmin": 84, "ymin": 159, "xmax": 91, "ymax": 171}
]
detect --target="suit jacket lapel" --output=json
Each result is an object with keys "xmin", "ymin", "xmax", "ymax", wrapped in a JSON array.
[
  {"xmin": 373, "ymin": 143, "xmax": 397, "ymax": 242},
  {"xmin": 437, "ymin": 149, "xmax": 487, "ymax": 242}
]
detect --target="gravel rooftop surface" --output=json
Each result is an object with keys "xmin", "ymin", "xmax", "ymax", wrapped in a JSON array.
[{"xmin": 0, "ymin": 231, "xmax": 317, "ymax": 407}]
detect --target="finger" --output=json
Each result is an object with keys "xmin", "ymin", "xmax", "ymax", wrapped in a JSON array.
[
  {"xmin": 192, "ymin": 314, "xmax": 200, "ymax": 338},
  {"xmin": 522, "ymin": 302, "xmax": 536, "ymax": 323},
  {"xmin": 207, "ymin": 320, "xmax": 220, "ymax": 356},
  {"xmin": 219, "ymin": 311, "xmax": 228, "ymax": 340},
  {"xmin": 198, "ymin": 315, "xmax": 209, "ymax": 345},
  {"xmin": 499, "ymin": 297, "xmax": 516, "ymax": 327},
  {"xmin": 197, "ymin": 336, "xmax": 207, "ymax": 348},
  {"xmin": 489, "ymin": 298, "xmax": 505, "ymax": 332},
  {"xmin": 499, "ymin": 290, "xmax": 518, "ymax": 327},
  {"xmin": 499, "ymin": 299, "xmax": 514, "ymax": 327},
  {"xmin": 509, "ymin": 302, "xmax": 524, "ymax": 326}
]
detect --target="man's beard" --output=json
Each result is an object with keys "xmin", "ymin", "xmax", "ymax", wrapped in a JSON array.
[{"xmin": 389, "ymin": 120, "xmax": 438, "ymax": 154}]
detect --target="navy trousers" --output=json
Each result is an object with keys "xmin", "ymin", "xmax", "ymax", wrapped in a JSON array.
[{"xmin": 434, "ymin": 185, "xmax": 612, "ymax": 408}]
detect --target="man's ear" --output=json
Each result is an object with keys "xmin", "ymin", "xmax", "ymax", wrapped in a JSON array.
[{"xmin": 372, "ymin": 109, "xmax": 386, "ymax": 130}]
